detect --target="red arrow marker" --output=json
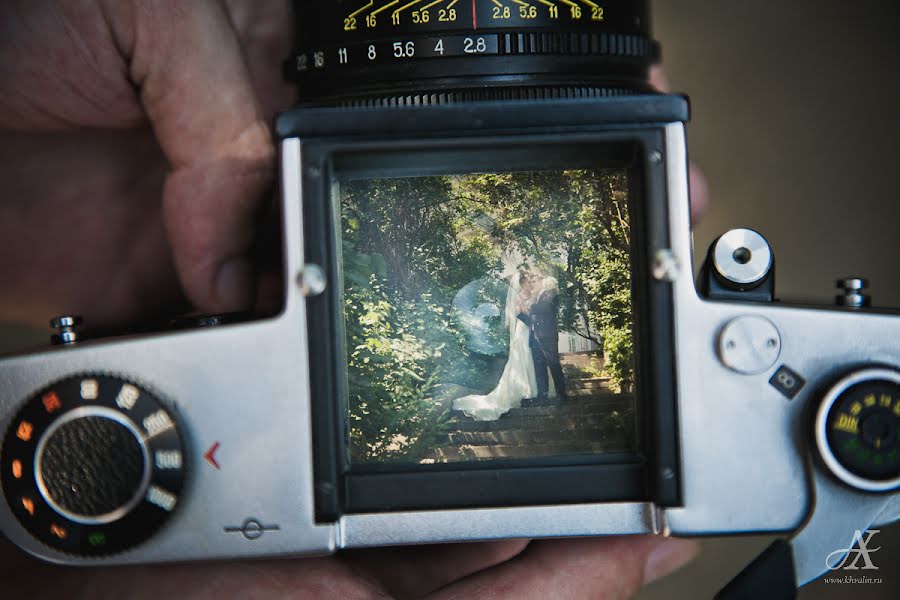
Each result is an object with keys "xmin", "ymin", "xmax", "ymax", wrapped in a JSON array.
[{"xmin": 204, "ymin": 441, "xmax": 221, "ymax": 470}]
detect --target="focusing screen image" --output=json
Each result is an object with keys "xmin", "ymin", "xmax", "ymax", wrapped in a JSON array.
[{"xmin": 336, "ymin": 169, "xmax": 637, "ymax": 464}]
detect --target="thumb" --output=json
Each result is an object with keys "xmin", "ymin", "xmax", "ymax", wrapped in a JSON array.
[
  {"xmin": 429, "ymin": 536, "xmax": 699, "ymax": 600},
  {"xmin": 108, "ymin": 0, "xmax": 273, "ymax": 311}
]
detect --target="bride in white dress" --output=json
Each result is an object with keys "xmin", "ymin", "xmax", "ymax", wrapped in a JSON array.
[{"xmin": 452, "ymin": 272, "xmax": 543, "ymax": 421}]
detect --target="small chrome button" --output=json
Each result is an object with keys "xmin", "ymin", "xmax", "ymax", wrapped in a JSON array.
[{"xmin": 718, "ymin": 316, "xmax": 782, "ymax": 375}]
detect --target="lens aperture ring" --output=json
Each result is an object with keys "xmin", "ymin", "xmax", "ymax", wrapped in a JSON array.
[
  {"xmin": 289, "ymin": 1, "xmax": 658, "ymax": 103},
  {"xmin": 289, "ymin": 30, "xmax": 658, "ymax": 78},
  {"xmin": 290, "ymin": 30, "xmax": 658, "ymax": 71}
]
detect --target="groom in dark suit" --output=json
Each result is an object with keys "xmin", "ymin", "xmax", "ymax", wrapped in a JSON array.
[{"xmin": 518, "ymin": 276, "xmax": 568, "ymax": 404}]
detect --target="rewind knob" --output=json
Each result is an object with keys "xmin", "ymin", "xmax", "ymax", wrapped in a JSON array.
[{"xmin": 2, "ymin": 376, "xmax": 185, "ymax": 555}]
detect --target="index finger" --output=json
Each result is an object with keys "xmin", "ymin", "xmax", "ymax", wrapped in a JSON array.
[{"xmin": 104, "ymin": 0, "xmax": 275, "ymax": 312}]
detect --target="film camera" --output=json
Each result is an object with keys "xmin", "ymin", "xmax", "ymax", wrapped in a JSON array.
[{"xmin": 1, "ymin": 2, "xmax": 898, "ymax": 597}]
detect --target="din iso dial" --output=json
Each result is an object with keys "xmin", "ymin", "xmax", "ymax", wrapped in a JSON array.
[
  {"xmin": 815, "ymin": 368, "xmax": 900, "ymax": 493},
  {"xmin": 1, "ymin": 376, "xmax": 185, "ymax": 555}
]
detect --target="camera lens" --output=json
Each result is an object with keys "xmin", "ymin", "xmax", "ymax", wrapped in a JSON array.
[{"xmin": 287, "ymin": 0, "xmax": 659, "ymax": 104}]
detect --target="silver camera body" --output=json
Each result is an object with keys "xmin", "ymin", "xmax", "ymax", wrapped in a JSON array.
[{"xmin": 0, "ymin": 96, "xmax": 897, "ymax": 595}]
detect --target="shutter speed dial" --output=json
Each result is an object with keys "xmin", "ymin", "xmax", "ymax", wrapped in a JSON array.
[{"xmin": 2, "ymin": 376, "xmax": 185, "ymax": 555}]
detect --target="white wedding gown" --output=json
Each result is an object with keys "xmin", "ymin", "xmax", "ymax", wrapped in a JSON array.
[{"xmin": 453, "ymin": 279, "xmax": 541, "ymax": 421}]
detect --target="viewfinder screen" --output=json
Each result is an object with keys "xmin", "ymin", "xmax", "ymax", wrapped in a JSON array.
[{"xmin": 335, "ymin": 169, "xmax": 637, "ymax": 465}]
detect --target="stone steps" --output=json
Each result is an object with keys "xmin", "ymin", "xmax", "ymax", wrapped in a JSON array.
[
  {"xmin": 448, "ymin": 427, "xmax": 615, "ymax": 446},
  {"xmin": 423, "ymin": 392, "xmax": 635, "ymax": 462},
  {"xmin": 502, "ymin": 394, "xmax": 629, "ymax": 416},
  {"xmin": 567, "ymin": 377, "xmax": 611, "ymax": 389},
  {"xmin": 451, "ymin": 410, "xmax": 629, "ymax": 432},
  {"xmin": 427, "ymin": 442, "xmax": 621, "ymax": 461}
]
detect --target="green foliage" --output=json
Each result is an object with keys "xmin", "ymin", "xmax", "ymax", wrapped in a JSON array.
[
  {"xmin": 338, "ymin": 168, "xmax": 635, "ymax": 462},
  {"xmin": 340, "ymin": 178, "xmax": 493, "ymax": 462},
  {"xmin": 342, "ymin": 177, "xmax": 497, "ymax": 294},
  {"xmin": 600, "ymin": 408, "xmax": 636, "ymax": 450},
  {"xmin": 342, "ymin": 239, "xmax": 458, "ymax": 462}
]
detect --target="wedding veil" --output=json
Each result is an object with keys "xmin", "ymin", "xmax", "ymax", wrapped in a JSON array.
[{"xmin": 502, "ymin": 270, "xmax": 521, "ymax": 341}]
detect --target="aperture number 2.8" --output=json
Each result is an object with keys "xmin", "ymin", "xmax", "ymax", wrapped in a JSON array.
[{"xmin": 463, "ymin": 37, "xmax": 487, "ymax": 54}]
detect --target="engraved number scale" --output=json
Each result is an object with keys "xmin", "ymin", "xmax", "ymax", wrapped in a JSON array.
[
  {"xmin": 1, "ymin": 376, "xmax": 185, "ymax": 555},
  {"xmin": 295, "ymin": 0, "xmax": 618, "ymax": 73}
]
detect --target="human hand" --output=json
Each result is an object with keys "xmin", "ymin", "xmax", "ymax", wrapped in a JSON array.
[
  {"xmin": 0, "ymin": 0, "xmax": 292, "ymax": 327},
  {"xmin": 0, "ymin": 3, "xmax": 708, "ymax": 330},
  {"xmin": 1, "ymin": 533, "xmax": 697, "ymax": 600},
  {"xmin": 0, "ymin": 3, "xmax": 701, "ymax": 596}
]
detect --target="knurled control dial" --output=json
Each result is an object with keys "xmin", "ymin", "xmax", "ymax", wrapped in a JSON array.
[
  {"xmin": 1, "ymin": 375, "xmax": 185, "ymax": 555},
  {"xmin": 815, "ymin": 368, "xmax": 900, "ymax": 493}
]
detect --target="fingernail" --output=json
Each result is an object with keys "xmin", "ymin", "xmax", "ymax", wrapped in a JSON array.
[
  {"xmin": 643, "ymin": 538, "xmax": 701, "ymax": 585},
  {"xmin": 216, "ymin": 257, "xmax": 254, "ymax": 311}
]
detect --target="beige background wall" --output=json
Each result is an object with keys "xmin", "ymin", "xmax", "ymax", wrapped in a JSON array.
[{"xmin": 657, "ymin": 0, "xmax": 900, "ymax": 307}]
